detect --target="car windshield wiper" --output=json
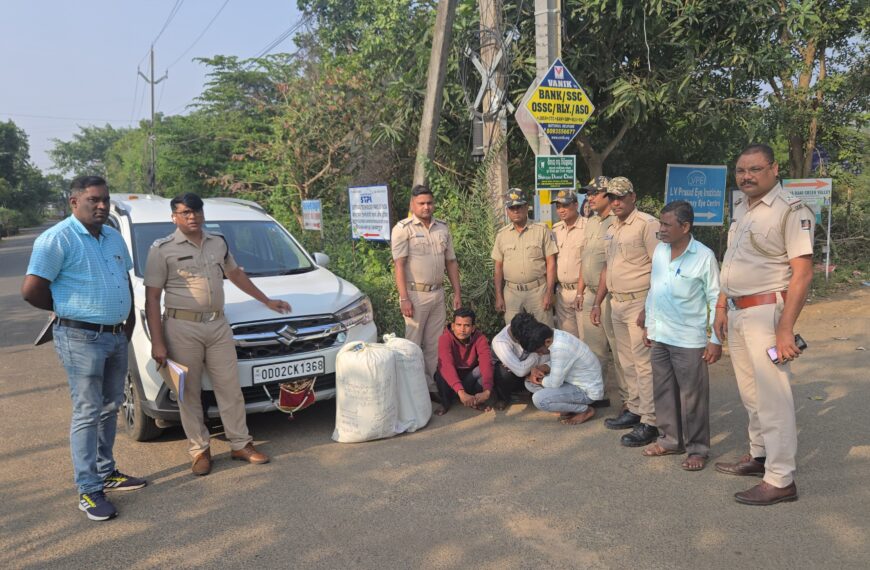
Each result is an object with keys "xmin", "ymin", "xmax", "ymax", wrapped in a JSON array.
[
  {"xmin": 244, "ymin": 267, "xmax": 314, "ymax": 277},
  {"xmin": 277, "ymin": 267, "xmax": 314, "ymax": 275}
]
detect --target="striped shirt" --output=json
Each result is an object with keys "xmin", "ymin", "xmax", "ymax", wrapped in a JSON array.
[{"xmin": 27, "ymin": 216, "xmax": 133, "ymax": 325}]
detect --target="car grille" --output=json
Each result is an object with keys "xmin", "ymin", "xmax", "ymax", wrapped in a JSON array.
[{"xmin": 231, "ymin": 315, "xmax": 344, "ymax": 361}]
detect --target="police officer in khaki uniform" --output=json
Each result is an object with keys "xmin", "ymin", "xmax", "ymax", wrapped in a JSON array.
[
  {"xmin": 145, "ymin": 193, "xmax": 290, "ymax": 476},
  {"xmin": 550, "ymin": 189, "xmax": 586, "ymax": 339},
  {"xmin": 391, "ymin": 185, "xmax": 462, "ymax": 393},
  {"xmin": 590, "ymin": 177, "xmax": 661, "ymax": 447},
  {"xmin": 576, "ymin": 177, "xmax": 627, "ymax": 407},
  {"xmin": 492, "ymin": 189, "xmax": 558, "ymax": 327},
  {"xmin": 713, "ymin": 144, "xmax": 813, "ymax": 506}
]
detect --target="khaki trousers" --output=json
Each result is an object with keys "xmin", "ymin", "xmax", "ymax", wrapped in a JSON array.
[
  {"xmin": 610, "ymin": 296, "xmax": 655, "ymax": 425},
  {"xmin": 164, "ymin": 316, "xmax": 252, "ymax": 458},
  {"xmin": 554, "ymin": 285, "xmax": 584, "ymax": 341},
  {"xmin": 403, "ymin": 288, "xmax": 446, "ymax": 391},
  {"xmin": 582, "ymin": 289, "xmax": 627, "ymax": 404},
  {"xmin": 727, "ymin": 302, "xmax": 797, "ymax": 488},
  {"xmin": 504, "ymin": 282, "xmax": 554, "ymax": 327}
]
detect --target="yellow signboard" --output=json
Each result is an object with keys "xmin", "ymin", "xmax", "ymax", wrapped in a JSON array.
[{"xmin": 525, "ymin": 58, "xmax": 595, "ymax": 154}]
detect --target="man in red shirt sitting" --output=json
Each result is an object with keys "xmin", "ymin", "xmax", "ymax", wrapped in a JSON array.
[{"xmin": 434, "ymin": 308, "xmax": 496, "ymax": 415}]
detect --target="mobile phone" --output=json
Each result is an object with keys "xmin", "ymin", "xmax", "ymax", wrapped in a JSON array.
[{"xmin": 767, "ymin": 334, "xmax": 808, "ymax": 364}]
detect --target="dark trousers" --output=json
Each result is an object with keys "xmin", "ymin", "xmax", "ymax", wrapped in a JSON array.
[
  {"xmin": 493, "ymin": 362, "xmax": 528, "ymax": 403},
  {"xmin": 434, "ymin": 369, "xmax": 484, "ymax": 411},
  {"xmin": 651, "ymin": 341, "xmax": 711, "ymax": 457}
]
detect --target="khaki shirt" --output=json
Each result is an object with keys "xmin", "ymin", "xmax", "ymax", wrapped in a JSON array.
[
  {"xmin": 391, "ymin": 215, "xmax": 456, "ymax": 286},
  {"xmin": 144, "ymin": 229, "xmax": 239, "ymax": 312},
  {"xmin": 552, "ymin": 216, "xmax": 586, "ymax": 284},
  {"xmin": 604, "ymin": 208, "xmax": 660, "ymax": 294},
  {"xmin": 720, "ymin": 183, "xmax": 814, "ymax": 297},
  {"xmin": 580, "ymin": 211, "xmax": 617, "ymax": 288},
  {"xmin": 491, "ymin": 222, "xmax": 558, "ymax": 284}
]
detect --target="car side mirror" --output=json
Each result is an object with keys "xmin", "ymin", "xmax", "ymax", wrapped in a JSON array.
[{"xmin": 313, "ymin": 252, "xmax": 330, "ymax": 267}]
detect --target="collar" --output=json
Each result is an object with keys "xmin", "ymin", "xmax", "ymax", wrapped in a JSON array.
[
  {"xmin": 174, "ymin": 228, "xmax": 214, "ymax": 245},
  {"xmin": 510, "ymin": 221, "xmax": 530, "ymax": 233},
  {"xmin": 616, "ymin": 208, "xmax": 640, "ymax": 227},
  {"xmin": 670, "ymin": 236, "xmax": 697, "ymax": 259},
  {"xmin": 69, "ymin": 216, "xmax": 107, "ymax": 238},
  {"xmin": 746, "ymin": 183, "xmax": 783, "ymax": 210},
  {"xmin": 411, "ymin": 214, "xmax": 438, "ymax": 227}
]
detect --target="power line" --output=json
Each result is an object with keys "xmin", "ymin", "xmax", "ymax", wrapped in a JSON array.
[
  {"xmin": 166, "ymin": 0, "xmax": 232, "ymax": 70},
  {"xmin": 152, "ymin": 0, "xmax": 186, "ymax": 46},
  {"xmin": 129, "ymin": 71, "xmax": 142, "ymax": 125},
  {"xmin": 252, "ymin": 14, "xmax": 311, "ymax": 59}
]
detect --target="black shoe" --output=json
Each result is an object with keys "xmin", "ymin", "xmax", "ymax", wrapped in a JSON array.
[
  {"xmin": 603, "ymin": 409, "xmax": 641, "ymax": 430},
  {"xmin": 620, "ymin": 423, "xmax": 660, "ymax": 447},
  {"xmin": 590, "ymin": 398, "xmax": 611, "ymax": 409}
]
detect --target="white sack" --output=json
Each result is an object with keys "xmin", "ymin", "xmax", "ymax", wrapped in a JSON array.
[
  {"xmin": 383, "ymin": 334, "xmax": 432, "ymax": 432},
  {"xmin": 332, "ymin": 341, "xmax": 399, "ymax": 443}
]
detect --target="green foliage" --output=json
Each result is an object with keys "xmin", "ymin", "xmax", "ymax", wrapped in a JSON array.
[{"xmin": 49, "ymin": 124, "xmax": 129, "ymax": 178}]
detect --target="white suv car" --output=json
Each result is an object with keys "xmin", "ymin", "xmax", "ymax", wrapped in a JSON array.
[{"xmin": 107, "ymin": 194, "xmax": 377, "ymax": 441}]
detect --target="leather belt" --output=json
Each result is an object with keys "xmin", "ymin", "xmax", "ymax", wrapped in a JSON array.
[
  {"xmin": 728, "ymin": 291, "xmax": 787, "ymax": 311},
  {"xmin": 506, "ymin": 278, "xmax": 545, "ymax": 292},
  {"xmin": 611, "ymin": 290, "xmax": 648, "ymax": 302},
  {"xmin": 558, "ymin": 282, "xmax": 577, "ymax": 291},
  {"xmin": 57, "ymin": 318, "xmax": 125, "ymax": 334},
  {"xmin": 164, "ymin": 309, "xmax": 224, "ymax": 322},
  {"xmin": 408, "ymin": 282, "xmax": 441, "ymax": 292}
]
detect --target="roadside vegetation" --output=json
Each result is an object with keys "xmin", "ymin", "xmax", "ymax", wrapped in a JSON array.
[{"xmin": 16, "ymin": 1, "xmax": 868, "ymax": 332}]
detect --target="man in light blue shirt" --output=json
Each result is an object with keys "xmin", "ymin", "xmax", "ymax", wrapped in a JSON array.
[
  {"xmin": 638, "ymin": 200, "xmax": 721, "ymax": 471},
  {"xmin": 511, "ymin": 315, "xmax": 603, "ymax": 425},
  {"xmin": 22, "ymin": 176, "xmax": 145, "ymax": 521}
]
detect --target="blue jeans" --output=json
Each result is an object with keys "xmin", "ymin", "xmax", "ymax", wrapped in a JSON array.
[
  {"xmin": 524, "ymin": 381, "xmax": 593, "ymax": 413},
  {"xmin": 53, "ymin": 325, "xmax": 128, "ymax": 494}
]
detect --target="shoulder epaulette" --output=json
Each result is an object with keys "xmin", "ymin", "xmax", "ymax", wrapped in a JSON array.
[
  {"xmin": 397, "ymin": 217, "xmax": 413, "ymax": 227},
  {"xmin": 151, "ymin": 235, "xmax": 174, "ymax": 248},
  {"xmin": 497, "ymin": 224, "xmax": 512, "ymax": 233},
  {"xmin": 552, "ymin": 220, "xmax": 566, "ymax": 230}
]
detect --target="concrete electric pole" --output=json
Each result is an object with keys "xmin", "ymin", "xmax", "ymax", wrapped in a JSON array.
[
  {"xmin": 413, "ymin": 0, "xmax": 458, "ymax": 189},
  {"xmin": 138, "ymin": 46, "xmax": 167, "ymax": 194},
  {"xmin": 534, "ymin": 0, "xmax": 561, "ymax": 158}
]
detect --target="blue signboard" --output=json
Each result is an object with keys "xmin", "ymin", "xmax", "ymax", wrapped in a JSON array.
[{"xmin": 664, "ymin": 164, "xmax": 727, "ymax": 226}]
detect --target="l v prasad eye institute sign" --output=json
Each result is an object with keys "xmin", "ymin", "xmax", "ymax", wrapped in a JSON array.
[{"xmin": 525, "ymin": 58, "xmax": 595, "ymax": 155}]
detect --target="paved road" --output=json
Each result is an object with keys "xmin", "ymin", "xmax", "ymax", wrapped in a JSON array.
[{"xmin": 1, "ymin": 224, "xmax": 868, "ymax": 569}]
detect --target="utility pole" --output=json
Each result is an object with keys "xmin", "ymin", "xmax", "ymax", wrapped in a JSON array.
[
  {"xmin": 138, "ymin": 46, "xmax": 167, "ymax": 194},
  {"xmin": 534, "ymin": 0, "xmax": 561, "ymax": 157},
  {"xmin": 413, "ymin": 0, "xmax": 458, "ymax": 189},
  {"xmin": 478, "ymin": 0, "xmax": 510, "ymax": 213}
]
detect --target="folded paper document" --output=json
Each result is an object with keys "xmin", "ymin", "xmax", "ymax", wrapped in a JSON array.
[{"xmin": 157, "ymin": 359, "xmax": 188, "ymax": 402}]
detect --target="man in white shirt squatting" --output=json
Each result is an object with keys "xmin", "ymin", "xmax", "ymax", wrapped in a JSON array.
[{"xmin": 511, "ymin": 314, "xmax": 604, "ymax": 425}]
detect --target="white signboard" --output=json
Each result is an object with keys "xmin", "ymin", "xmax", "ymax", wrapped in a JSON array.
[
  {"xmin": 301, "ymin": 199, "xmax": 322, "ymax": 231},
  {"xmin": 782, "ymin": 178, "xmax": 832, "ymax": 223},
  {"xmin": 348, "ymin": 185, "xmax": 390, "ymax": 241}
]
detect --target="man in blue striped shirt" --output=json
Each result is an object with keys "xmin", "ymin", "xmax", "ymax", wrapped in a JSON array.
[
  {"xmin": 637, "ymin": 200, "xmax": 721, "ymax": 471},
  {"xmin": 22, "ymin": 176, "xmax": 145, "ymax": 521}
]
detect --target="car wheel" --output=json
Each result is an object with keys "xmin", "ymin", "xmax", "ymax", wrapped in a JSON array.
[{"xmin": 122, "ymin": 369, "xmax": 163, "ymax": 441}]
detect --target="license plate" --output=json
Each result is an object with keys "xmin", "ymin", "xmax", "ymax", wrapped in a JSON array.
[{"xmin": 252, "ymin": 357, "xmax": 325, "ymax": 384}]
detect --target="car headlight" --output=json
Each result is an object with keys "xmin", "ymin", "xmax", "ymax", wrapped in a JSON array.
[{"xmin": 336, "ymin": 296, "xmax": 373, "ymax": 329}]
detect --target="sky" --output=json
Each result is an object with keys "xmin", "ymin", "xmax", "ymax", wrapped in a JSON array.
[{"xmin": 0, "ymin": 0, "xmax": 303, "ymax": 172}]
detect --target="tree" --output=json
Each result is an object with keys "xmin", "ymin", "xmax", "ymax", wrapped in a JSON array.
[
  {"xmin": 49, "ymin": 124, "xmax": 129, "ymax": 177},
  {"xmin": 754, "ymin": 1, "xmax": 868, "ymax": 178}
]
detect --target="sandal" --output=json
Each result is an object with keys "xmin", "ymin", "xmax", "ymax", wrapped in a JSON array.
[
  {"xmin": 681, "ymin": 454, "xmax": 707, "ymax": 471},
  {"xmin": 642, "ymin": 443, "xmax": 685, "ymax": 457}
]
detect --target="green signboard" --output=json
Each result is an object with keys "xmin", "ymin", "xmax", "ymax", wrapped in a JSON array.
[{"xmin": 535, "ymin": 155, "xmax": 576, "ymax": 190}]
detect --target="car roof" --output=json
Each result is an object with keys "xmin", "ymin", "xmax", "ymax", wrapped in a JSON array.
[{"xmin": 111, "ymin": 193, "xmax": 270, "ymax": 223}]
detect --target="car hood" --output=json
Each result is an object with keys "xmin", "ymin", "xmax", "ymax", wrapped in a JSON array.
[{"xmin": 223, "ymin": 268, "xmax": 364, "ymax": 323}]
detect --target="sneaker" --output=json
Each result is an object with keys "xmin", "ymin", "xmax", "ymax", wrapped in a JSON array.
[
  {"xmin": 78, "ymin": 491, "xmax": 117, "ymax": 521},
  {"xmin": 103, "ymin": 469, "xmax": 147, "ymax": 492}
]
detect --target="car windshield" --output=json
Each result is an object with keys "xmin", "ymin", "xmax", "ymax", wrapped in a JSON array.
[{"xmin": 131, "ymin": 221, "xmax": 315, "ymax": 278}]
